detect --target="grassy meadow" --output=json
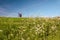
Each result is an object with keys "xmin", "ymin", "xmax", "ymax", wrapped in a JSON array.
[{"xmin": 0, "ymin": 17, "xmax": 60, "ymax": 40}]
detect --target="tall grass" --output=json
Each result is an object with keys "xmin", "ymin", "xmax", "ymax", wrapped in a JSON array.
[{"xmin": 0, "ymin": 17, "xmax": 60, "ymax": 40}]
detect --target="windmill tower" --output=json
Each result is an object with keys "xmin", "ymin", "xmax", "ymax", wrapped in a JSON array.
[{"xmin": 18, "ymin": 12, "xmax": 22, "ymax": 17}]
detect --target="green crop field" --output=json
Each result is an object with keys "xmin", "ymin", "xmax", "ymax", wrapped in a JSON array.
[{"xmin": 0, "ymin": 17, "xmax": 60, "ymax": 40}]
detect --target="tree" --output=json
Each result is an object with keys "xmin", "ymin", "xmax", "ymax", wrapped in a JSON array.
[{"xmin": 18, "ymin": 12, "xmax": 22, "ymax": 17}]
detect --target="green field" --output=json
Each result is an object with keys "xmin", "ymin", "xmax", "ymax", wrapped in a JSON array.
[{"xmin": 0, "ymin": 17, "xmax": 60, "ymax": 40}]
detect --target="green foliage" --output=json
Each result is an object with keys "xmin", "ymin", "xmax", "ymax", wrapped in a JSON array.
[{"xmin": 0, "ymin": 17, "xmax": 60, "ymax": 40}]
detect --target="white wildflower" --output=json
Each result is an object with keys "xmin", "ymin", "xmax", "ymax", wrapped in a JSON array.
[
  {"xmin": 23, "ymin": 29, "xmax": 26, "ymax": 31},
  {"xmin": 33, "ymin": 22, "xmax": 36, "ymax": 24},
  {"xmin": 37, "ymin": 24, "xmax": 40, "ymax": 27},
  {"xmin": 0, "ymin": 30, "xmax": 3, "ymax": 32},
  {"xmin": 21, "ymin": 38, "xmax": 24, "ymax": 40},
  {"xmin": 27, "ymin": 37, "xmax": 30, "ymax": 40},
  {"xmin": 42, "ymin": 30, "xmax": 45, "ymax": 33},
  {"xmin": 51, "ymin": 26, "xmax": 57, "ymax": 30},
  {"xmin": 41, "ymin": 25, "xmax": 45, "ymax": 29},
  {"xmin": 10, "ymin": 33, "xmax": 13, "ymax": 36},
  {"xmin": 40, "ymin": 29, "xmax": 43, "ymax": 32}
]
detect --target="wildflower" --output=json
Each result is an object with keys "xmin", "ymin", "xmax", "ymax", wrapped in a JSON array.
[
  {"xmin": 33, "ymin": 22, "xmax": 36, "ymax": 24},
  {"xmin": 0, "ymin": 30, "xmax": 3, "ymax": 32},
  {"xmin": 37, "ymin": 24, "xmax": 40, "ymax": 27},
  {"xmin": 21, "ymin": 38, "xmax": 24, "ymax": 40},
  {"xmin": 10, "ymin": 33, "xmax": 13, "ymax": 37},
  {"xmin": 51, "ymin": 26, "xmax": 57, "ymax": 30},
  {"xmin": 41, "ymin": 25, "xmax": 45, "ymax": 29},
  {"xmin": 27, "ymin": 37, "xmax": 30, "ymax": 40},
  {"xmin": 40, "ymin": 29, "xmax": 43, "ymax": 32}
]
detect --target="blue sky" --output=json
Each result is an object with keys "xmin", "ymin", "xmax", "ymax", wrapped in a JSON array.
[{"xmin": 0, "ymin": 0, "xmax": 60, "ymax": 17}]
